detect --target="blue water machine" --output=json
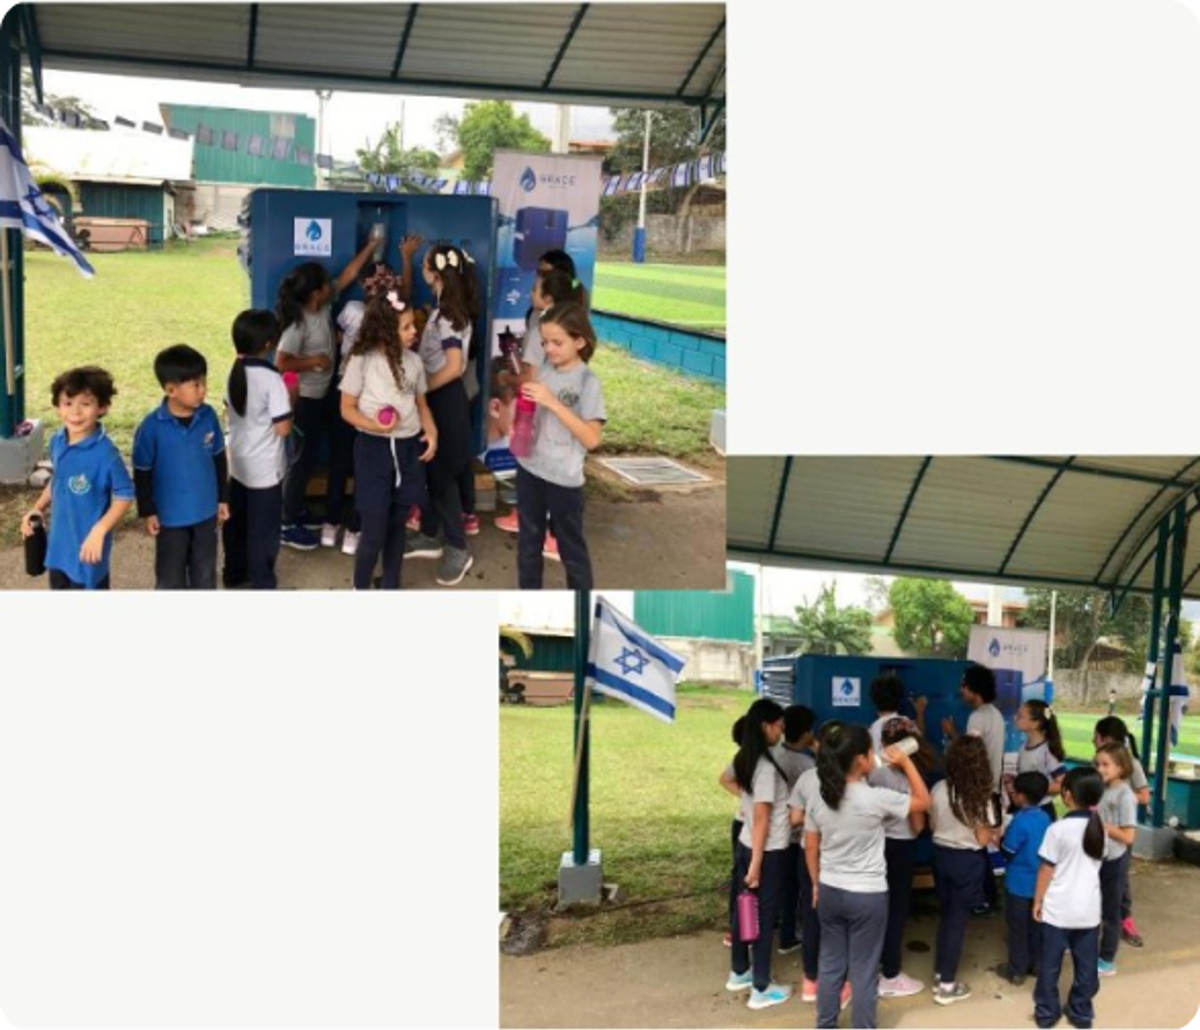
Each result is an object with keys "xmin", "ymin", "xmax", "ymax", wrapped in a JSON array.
[{"xmin": 513, "ymin": 206, "xmax": 568, "ymax": 270}]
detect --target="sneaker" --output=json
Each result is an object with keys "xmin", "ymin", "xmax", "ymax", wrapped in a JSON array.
[
  {"xmin": 801, "ymin": 978, "xmax": 817, "ymax": 1003},
  {"xmin": 722, "ymin": 932, "xmax": 732, "ymax": 949},
  {"xmin": 404, "ymin": 531, "xmax": 443, "ymax": 560},
  {"xmin": 495, "ymin": 509, "xmax": 519, "ymax": 534},
  {"xmin": 405, "ymin": 505, "xmax": 421, "ymax": 532},
  {"xmin": 436, "ymin": 546, "xmax": 474, "ymax": 586},
  {"xmin": 989, "ymin": 963, "xmax": 1026, "ymax": 987},
  {"xmin": 293, "ymin": 509, "xmax": 323, "ymax": 531},
  {"xmin": 747, "ymin": 982, "xmax": 792, "ymax": 1010},
  {"xmin": 840, "ymin": 983, "xmax": 852, "ymax": 1011},
  {"xmin": 320, "ymin": 523, "xmax": 339, "ymax": 548},
  {"xmin": 778, "ymin": 940, "xmax": 802, "ymax": 955},
  {"xmin": 544, "ymin": 532, "xmax": 561, "ymax": 562},
  {"xmin": 280, "ymin": 525, "xmax": 320, "ymax": 551},
  {"xmin": 341, "ymin": 530, "xmax": 360, "ymax": 556},
  {"xmin": 1121, "ymin": 918, "xmax": 1144, "ymax": 948},
  {"xmin": 933, "ymin": 981, "xmax": 971, "ymax": 1006},
  {"xmin": 1097, "ymin": 959, "xmax": 1116, "ymax": 977},
  {"xmin": 725, "ymin": 969, "xmax": 753, "ymax": 993},
  {"xmin": 879, "ymin": 972, "xmax": 925, "ymax": 997},
  {"xmin": 462, "ymin": 513, "xmax": 481, "ymax": 536}
]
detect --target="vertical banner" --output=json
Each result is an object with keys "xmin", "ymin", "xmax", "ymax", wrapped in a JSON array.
[
  {"xmin": 968, "ymin": 625, "xmax": 1049, "ymax": 764},
  {"xmin": 489, "ymin": 150, "xmax": 604, "ymax": 362}
]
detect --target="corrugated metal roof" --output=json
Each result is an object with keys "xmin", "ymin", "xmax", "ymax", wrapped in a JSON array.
[
  {"xmin": 23, "ymin": 125, "xmax": 194, "ymax": 180},
  {"xmin": 726, "ymin": 456, "xmax": 1200, "ymax": 601},
  {"xmin": 24, "ymin": 3, "xmax": 726, "ymax": 108}
]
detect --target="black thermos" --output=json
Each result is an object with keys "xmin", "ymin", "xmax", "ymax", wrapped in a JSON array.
[{"xmin": 25, "ymin": 514, "xmax": 47, "ymax": 576}]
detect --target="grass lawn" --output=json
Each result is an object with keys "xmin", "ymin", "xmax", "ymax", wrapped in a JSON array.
[
  {"xmin": 1057, "ymin": 709, "xmax": 1200, "ymax": 762},
  {"xmin": 593, "ymin": 262, "xmax": 726, "ymax": 332}
]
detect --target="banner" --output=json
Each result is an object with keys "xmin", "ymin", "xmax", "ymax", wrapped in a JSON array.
[
  {"xmin": 585, "ymin": 598, "xmax": 686, "ymax": 723},
  {"xmin": 967, "ymin": 625, "xmax": 1049, "ymax": 705},
  {"xmin": 489, "ymin": 149, "xmax": 604, "ymax": 361}
]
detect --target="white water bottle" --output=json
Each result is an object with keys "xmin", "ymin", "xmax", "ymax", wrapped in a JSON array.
[{"xmin": 875, "ymin": 735, "xmax": 920, "ymax": 768}]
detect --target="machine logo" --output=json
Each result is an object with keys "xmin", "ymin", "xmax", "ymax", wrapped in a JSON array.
[
  {"xmin": 294, "ymin": 217, "xmax": 333, "ymax": 257},
  {"xmin": 832, "ymin": 676, "xmax": 861, "ymax": 707},
  {"xmin": 520, "ymin": 167, "xmax": 538, "ymax": 192},
  {"xmin": 989, "ymin": 638, "xmax": 1001, "ymax": 658},
  {"xmin": 306, "ymin": 220, "xmax": 323, "ymax": 241}
]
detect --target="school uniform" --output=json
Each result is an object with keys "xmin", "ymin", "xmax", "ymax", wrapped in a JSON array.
[
  {"xmin": 967, "ymin": 702, "xmax": 1006, "ymax": 908},
  {"xmin": 1098, "ymin": 781, "xmax": 1137, "ymax": 963},
  {"xmin": 724, "ymin": 760, "xmax": 743, "ymax": 939},
  {"xmin": 1123, "ymin": 756, "xmax": 1148, "ymax": 921},
  {"xmin": 1034, "ymin": 813, "xmax": 1102, "ymax": 1029},
  {"xmin": 772, "ymin": 745, "xmax": 815, "ymax": 951},
  {"xmin": 1017, "ymin": 740, "xmax": 1067, "ymax": 821},
  {"xmin": 867, "ymin": 764, "xmax": 919, "ymax": 982},
  {"xmin": 787, "ymin": 767, "xmax": 823, "ymax": 984},
  {"xmin": 1000, "ymin": 804, "xmax": 1052, "ymax": 979}
]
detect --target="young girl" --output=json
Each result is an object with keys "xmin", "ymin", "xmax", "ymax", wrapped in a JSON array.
[
  {"xmin": 339, "ymin": 292, "xmax": 436, "ymax": 590},
  {"xmin": 275, "ymin": 239, "xmax": 376, "ymax": 550},
  {"xmin": 1095, "ymin": 742, "xmax": 1137, "ymax": 976},
  {"xmin": 1033, "ymin": 767, "xmax": 1105, "ymax": 1030},
  {"xmin": 537, "ymin": 249, "xmax": 591, "ymax": 310},
  {"xmin": 404, "ymin": 242, "xmax": 479, "ymax": 587},
  {"xmin": 718, "ymin": 715, "xmax": 748, "ymax": 950},
  {"xmin": 725, "ymin": 699, "xmax": 792, "ymax": 1011},
  {"xmin": 868, "ymin": 716, "xmax": 938, "ymax": 999},
  {"xmin": 804, "ymin": 722, "xmax": 930, "ymax": 1029},
  {"xmin": 223, "ymin": 310, "xmax": 292, "ymax": 590},
  {"xmin": 775, "ymin": 704, "xmax": 817, "ymax": 954},
  {"xmin": 928, "ymin": 734, "xmax": 1002, "ymax": 1005},
  {"xmin": 1012, "ymin": 700, "xmax": 1068, "ymax": 819},
  {"xmin": 515, "ymin": 302, "xmax": 606, "ymax": 591},
  {"xmin": 1094, "ymin": 715, "xmax": 1150, "ymax": 946}
]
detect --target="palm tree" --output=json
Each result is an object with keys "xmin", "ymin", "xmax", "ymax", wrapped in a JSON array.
[{"xmin": 793, "ymin": 584, "xmax": 873, "ymax": 656}]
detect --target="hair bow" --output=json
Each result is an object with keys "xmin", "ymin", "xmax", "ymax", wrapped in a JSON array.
[
  {"xmin": 385, "ymin": 290, "xmax": 406, "ymax": 313},
  {"xmin": 434, "ymin": 249, "xmax": 462, "ymax": 272}
]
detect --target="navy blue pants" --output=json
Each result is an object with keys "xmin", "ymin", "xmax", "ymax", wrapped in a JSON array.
[
  {"xmin": 797, "ymin": 845, "xmax": 820, "ymax": 982},
  {"xmin": 779, "ymin": 841, "xmax": 801, "ymax": 950},
  {"xmin": 223, "ymin": 480, "xmax": 282, "ymax": 590},
  {"xmin": 882, "ymin": 836, "xmax": 916, "ymax": 979},
  {"xmin": 934, "ymin": 844, "xmax": 985, "ymax": 984},
  {"xmin": 283, "ymin": 393, "xmax": 330, "ymax": 525},
  {"xmin": 155, "ymin": 516, "xmax": 218, "ymax": 589},
  {"xmin": 353, "ymin": 433, "xmax": 426, "ymax": 590},
  {"xmin": 516, "ymin": 465, "xmax": 592, "ymax": 590},
  {"xmin": 1099, "ymin": 852, "xmax": 1130, "ymax": 962},
  {"xmin": 1004, "ymin": 892, "xmax": 1040, "ymax": 978},
  {"xmin": 326, "ymin": 378, "xmax": 357, "ymax": 529},
  {"xmin": 1035, "ymin": 922, "xmax": 1099, "ymax": 1028},
  {"xmin": 730, "ymin": 843, "xmax": 788, "ymax": 992},
  {"xmin": 816, "ymin": 884, "xmax": 887, "ymax": 1029},
  {"xmin": 420, "ymin": 380, "xmax": 468, "ymax": 550},
  {"xmin": 727, "ymin": 818, "xmax": 742, "ymax": 933}
]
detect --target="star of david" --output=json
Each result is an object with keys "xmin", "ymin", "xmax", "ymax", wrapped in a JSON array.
[
  {"xmin": 614, "ymin": 646, "xmax": 650, "ymax": 677},
  {"xmin": 24, "ymin": 184, "xmax": 54, "ymax": 220}
]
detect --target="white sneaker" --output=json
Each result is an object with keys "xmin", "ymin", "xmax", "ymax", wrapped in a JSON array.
[
  {"xmin": 320, "ymin": 523, "xmax": 339, "ymax": 548},
  {"xmin": 341, "ymin": 530, "xmax": 360, "ymax": 556},
  {"xmin": 879, "ymin": 972, "xmax": 924, "ymax": 998}
]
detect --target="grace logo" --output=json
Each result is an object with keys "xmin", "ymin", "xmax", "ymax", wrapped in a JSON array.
[
  {"xmin": 520, "ymin": 167, "xmax": 538, "ymax": 193},
  {"xmin": 68, "ymin": 474, "xmax": 91, "ymax": 496},
  {"xmin": 306, "ymin": 220, "xmax": 323, "ymax": 241}
]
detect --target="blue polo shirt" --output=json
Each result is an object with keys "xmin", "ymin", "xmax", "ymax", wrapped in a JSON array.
[
  {"xmin": 1001, "ymin": 803, "xmax": 1052, "ymax": 899},
  {"xmin": 132, "ymin": 401, "xmax": 225, "ymax": 527},
  {"xmin": 46, "ymin": 424, "xmax": 135, "ymax": 588}
]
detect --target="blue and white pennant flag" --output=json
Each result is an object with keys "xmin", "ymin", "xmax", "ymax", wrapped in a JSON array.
[
  {"xmin": 0, "ymin": 117, "xmax": 95, "ymax": 277},
  {"xmin": 585, "ymin": 598, "xmax": 686, "ymax": 723}
]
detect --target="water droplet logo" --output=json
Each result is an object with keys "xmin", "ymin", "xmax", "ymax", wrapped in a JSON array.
[
  {"xmin": 306, "ymin": 219, "xmax": 323, "ymax": 241},
  {"xmin": 989, "ymin": 638, "xmax": 1001, "ymax": 657},
  {"xmin": 841, "ymin": 679, "xmax": 854, "ymax": 695},
  {"xmin": 520, "ymin": 167, "xmax": 537, "ymax": 193}
]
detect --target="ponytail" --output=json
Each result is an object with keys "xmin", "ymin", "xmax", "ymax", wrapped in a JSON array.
[
  {"xmin": 539, "ymin": 268, "xmax": 586, "ymax": 308},
  {"xmin": 275, "ymin": 262, "xmax": 330, "ymax": 333},
  {"xmin": 1062, "ymin": 766, "xmax": 1106, "ymax": 860},
  {"xmin": 817, "ymin": 722, "xmax": 871, "ymax": 810},
  {"xmin": 1026, "ymin": 700, "xmax": 1066, "ymax": 761},
  {"xmin": 1095, "ymin": 715, "xmax": 1140, "ymax": 761},
  {"xmin": 732, "ymin": 699, "xmax": 784, "ymax": 794},
  {"xmin": 229, "ymin": 309, "xmax": 280, "ymax": 418}
]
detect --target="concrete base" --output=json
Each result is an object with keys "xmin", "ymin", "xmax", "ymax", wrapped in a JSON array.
[
  {"xmin": 0, "ymin": 420, "xmax": 44, "ymax": 485},
  {"xmin": 710, "ymin": 409, "xmax": 725, "ymax": 455},
  {"xmin": 557, "ymin": 849, "xmax": 603, "ymax": 908},
  {"xmin": 1133, "ymin": 822, "xmax": 1177, "ymax": 860}
]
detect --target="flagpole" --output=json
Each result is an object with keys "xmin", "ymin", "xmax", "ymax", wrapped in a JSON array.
[
  {"xmin": 1, "ymin": 228, "xmax": 14, "ymax": 397},
  {"xmin": 570, "ymin": 589, "xmax": 591, "ymax": 864}
]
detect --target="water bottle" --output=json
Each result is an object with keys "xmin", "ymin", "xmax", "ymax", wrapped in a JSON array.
[
  {"xmin": 509, "ymin": 395, "xmax": 537, "ymax": 457},
  {"xmin": 370, "ymin": 212, "xmax": 387, "ymax": 263},
  {"xmin": 377, "ymin": 405, "xmax": 397, "ymax": 428},
  {"xmin": 25, "ymin": 514, "xmax": 47, "ymax": 577},
  {"xmin": 874, "ymin": 735, "xmax": 920, "ymax": 768},
  {"xmin": 736, "ymin": 890, "xmax": 760, "ymax": 943}
]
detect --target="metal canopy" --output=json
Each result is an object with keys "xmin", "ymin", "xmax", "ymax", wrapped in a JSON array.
[
  {"xmin": 727, "ymin": 456, "xmax": 1200, "ymax": 602},
  {"xmin": 19, "ymin": 2, "xmax": 727, "ymax": 110}
]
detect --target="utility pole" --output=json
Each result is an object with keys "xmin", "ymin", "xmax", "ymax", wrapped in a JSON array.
[
  {"xmin": 633, "ymin": 109, "xmax": 652, "ymax": 263},
  {"xmin": 315, "ymin": 89, "xmax": 332, "ymax": 189}
]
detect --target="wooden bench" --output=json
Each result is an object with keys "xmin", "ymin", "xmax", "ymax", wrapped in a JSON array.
[{"xmin": 502, "ymin": 671, "xmax": 573, "ymax": 706}]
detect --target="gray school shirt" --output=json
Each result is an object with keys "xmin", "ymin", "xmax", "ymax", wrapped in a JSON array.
[
  {"xmin": 1130, "ymin": 755, "xmax": 1148, "ymax": 793},
  {"xmin": 737, "ymin": 756, "xmax": 791, "ymax": 852},
  {"xmin": 805, "ymin": 780, "xmax": 911, "ymax": 892},
  {"xmin": 523, "ymin": 312, "xmax": 546, "ymax": 368},
  {"xmin": 517, "ymin": 361, "xmax": 606, "ymax": 489},
  {"xmin": 867, "ymin": 765, "xmax": 916, "ymax": 840},
  {"xmin": 417, "ymin": 310, "xmax": 472, "ymax": 378},
  {"xmin": 278, "ymin": 305, "xmax": 335, "ymax": 399},
  {"xmin": 968, "ymin": 702, "xmax": 1006, "ymax": 790},
  {"xmin": 930, "ymin": 780, "xmax": 1000, "ymax": 850},
  {"xmin": 788, "ymin": 767, "xmax": 821, "ymax": 849},
  {"xmin": 339, "ymin": 349, "xmax": 427, "ymax": 438},
  {"xmin": 1099, "ymin": 781, "xmax": 1137, "ymax": 860},
  {"xmin": 772, "ymin": 744, "xmax": 816, "ymax": 790}
]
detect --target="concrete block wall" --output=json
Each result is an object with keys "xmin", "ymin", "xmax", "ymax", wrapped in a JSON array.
[{"xmin": 593, "ymin": 310, "xmax": 726, "ymax": 384}]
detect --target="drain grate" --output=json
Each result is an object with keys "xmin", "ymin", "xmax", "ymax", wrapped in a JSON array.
[{"xmin": 598, "ymin": 457, "xmax": 710, "ymax": 486}]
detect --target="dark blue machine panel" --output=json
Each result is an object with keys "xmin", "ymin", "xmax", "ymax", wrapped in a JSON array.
[{"xmin": 513, "ymin": 206, "xmax": 568, "ymax": 271}]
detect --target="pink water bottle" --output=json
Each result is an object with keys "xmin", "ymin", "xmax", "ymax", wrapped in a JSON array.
[
  {"xmin": 509, "ymin": 395, "xmax": 537, "ymax": 457},
  {"xmin": 377, "ymin": 405, "xmax": 397, "ymax": 427},
  {"xmin": 736, "ymin": 890, "xmax": 760, "ymax": 942}
]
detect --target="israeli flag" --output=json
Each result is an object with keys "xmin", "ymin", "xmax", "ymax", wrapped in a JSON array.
[
  {"xmin": 0, "ymin": 117, "xmax": 94, "ymax": 277},
  {"xmin": 585, "ymin": 598, "xmax": 686, "ymax": 723},
  {"xmin": 1168, "ymin": 641, "xmax": 1190, "ymax": 749}
]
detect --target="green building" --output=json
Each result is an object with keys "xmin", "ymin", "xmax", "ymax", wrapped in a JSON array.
[
  {"xmin": 160, "ymin": 104, "xmax": 315, "ymax": 187},
  {"xmin": 634, "ymin": 570, "xmax": 755, "ymax": 643}
]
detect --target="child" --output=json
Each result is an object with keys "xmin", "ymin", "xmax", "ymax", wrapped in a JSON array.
[
  {"xmin": 868, "ymin": 716, "xmax": 937, "ymax": 999},
  {"xmin": 404, "ymin": 242, "xmax": 479, "ymax": 587},
  {"xmin": 537, "ymin": 249, "xmax": 591, "ymax": 311},
  {"xmin": 481, "ymin": 358, "xmax": 518, "ymax": 478},
  {"xmin": 1095, "ymin": 741, "xmax": 1137, "ymax": 976},
  {"xmin": 132, "ymin": 345, "xmax": 228, "ymax": 590},
  {"xmin": 339, "ymin": 291, "xmax": 436, "ymax": 590},
  {"xmin": 1033, "ymin": 767, "xmax": 1106, "ymax": 1030},
  {"xmin": 993, "ymin": 771, "xmax": 1052, "ymax": 986},
  {"xmin": 1012, "ymin": 700, "xmax": 1068, "ymax": 819},
  {"xmin": 928, "ymin": 734, "xmax": 1002, "ymax": 1005},
  {"xmin": 804, "ymin": 723, "xmax": 931, "ymax": 1028},
  {"xmin": 1093, "ymin": 715, "xmax": 1150, "ymax": 946},
  {"xmin": 725, "ymin": 698, "xmax": 792, "ymax": 1011},
  {"xmin": 868, "ymin": 673, "xmax": 904, "ymax": 754},
  {"xmin": 774, "ymin": 705, "xmax": 817, "ymax": 954},
  {"xmin": 942, "ymin": 663, "xmax": 1006, "ymax": 790},
  {"xmin": 21, "ymin": 366, "xmax": 134, "ymax": 589},
  {"xmin": 515, "ymin": 301, "xmax": 606, "ymax": 590},
  {"xmin": 718, "ymin": 715, "xmax": 748, "ymax": 949},
  {"xmin": 275, "ymin": 238, "xmax": 377, "ymax": 551},
  {"xmin": 223, "ymin": 310, "xmax": 293, "ymax": 589}
]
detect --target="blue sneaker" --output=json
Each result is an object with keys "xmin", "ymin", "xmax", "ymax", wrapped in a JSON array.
[
  {"xmin": 293, "ymin": 509, "xmax": 323, "ymax": 531},
  {"xmin": 748, "ymin": 982, "xmax": 792, "ymax": 1010},
  {"xmin": 725, "ymin": 969, "xmax": 753, "ymax": 993},
  {"xmin": 1097, "ymin": 959, "xmax": 1116, "ymax": 977},
  {"xmin": 280, "ymin": 525, "xmax": 320, "ymax": 551}
]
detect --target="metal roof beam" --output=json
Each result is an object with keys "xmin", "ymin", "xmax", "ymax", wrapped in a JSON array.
[
  {"xmin": 767, "ymin": 457, "xmax": 794, "ymax": 552},
  {"xmin": 989, "ymin": 455, "xmax": 1194, "ymax": 488},
  {"xmin": 699, "ymin": 98, "xmax": 724, "ymax": 145},
  {"xmin": 1112, "ymin": 497, "xmax": 1200, "ymax": 614},
  {"xmin": 676, "ymin": 17, "xmax": 724, "ymax": 97},
  {"xmin": 245, "ymin": 3, "xmax": 258, "ymax": 71},
  {"xmin": 19, "ymin": 5, "xmax": 44, "ymax": 103},
  {"xmin": 884, "ymin": 457, "xmax": 933, "ymax": 563},
  {"xmin": 998, "ymin": 457, "xmax": 1074, "ymax": 574},
  {"xmin": 391, "ymin": 4, "xmax": 420, "ymax": 79},
  {"xmin": 543, "ymin": 3, "xmax": 589, "ymax": 90}
]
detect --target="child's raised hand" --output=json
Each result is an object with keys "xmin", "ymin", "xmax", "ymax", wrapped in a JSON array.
[
  {"xmin": 79, "ymin": 525, "xmax": 106, "ymax": 564},
  {"xmin": 399, "ymin": 234, "xmax": 423, "ymax": 260},
  {"xmin": 419, "ymin": 431, "xmax": 438, "ymax": 464},
  {"xmin": 217, "ymin": 504, "xmax": 230, "ymax": 526},
  {"xmin": 521, "ymin": 382, "xmax": 555, "ymax": 408},
  {"xmin": 20, "ymin": 510, "xmax": 40, "ymax": 538},
  {"xmin": 144, "ymin": 515, "xmax": 161, "ymax": 537}
]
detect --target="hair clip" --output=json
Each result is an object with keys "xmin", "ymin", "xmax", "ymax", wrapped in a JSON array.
[
  {"xmin": 1045, "ymin": 705, "xmax": 1055, "ymax": 718},
  {"xmin": 434, "ymin": 252, "xmax": 448, "ymax": 272},
  {"xmin": 385, "ymin": 290, "xmax": 406, "ymax": 313},
  {"xmin": 463, "ymin": 249, "xmax": 475, "ymax": 265}
]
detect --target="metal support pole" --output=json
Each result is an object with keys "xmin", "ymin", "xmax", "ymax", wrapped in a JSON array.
[
  {"xmin": 1140, "ymin": 519, "xmax": 1169, "ymax": 792},
  {"xmin": 1154, "ymin": 503, "xmax": 1188, "ymax": 827},
  {"xmin": 633, "ymin": 110, "xmax": 652, "ymax": 263},
  {"xmin": 572, "ymin": 589, "xmax": 591, "ymax": 865},
  {"xmin": 0, "ymin": 7, "xmax": 25, "ymax": 437}
]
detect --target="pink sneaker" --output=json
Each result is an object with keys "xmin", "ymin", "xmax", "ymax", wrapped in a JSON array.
[
  {"xmin": 462, "ymin": 513, "xmax": 481, "ymax": 536},
  {"xmin": 801, "ymin": 978, "xmax": 817, "ymax": 1003},
  {"xmin": 495, "ymin": 509, "xmax": 519, "ymax": 534},
  {"xmin": 543, "ymin": 532, "xmax": 561, "ymax": 562},
  {"xmin": 405, "ymin": 505, "xmax": 421, "ymax": 532},
  {"xmin": 878, "ymin": 972, "xmax": 924, "ymax": 997},
  {"xmin": 840, "ymin": 983, "xmax": 852, "ymax": 1011}
]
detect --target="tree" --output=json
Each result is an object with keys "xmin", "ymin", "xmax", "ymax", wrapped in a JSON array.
[
  {"xmin": 863, "ymin": 575, "xmax": 892, "ymax": 614},
  {"xmin": 792, "ymin": 583, "xmax": 873, "ymax": 656},
  {"xmin": 20, "ymin": 69, "xmax": 106, "ymax": 129},
  {"xmin": 888, "ymin": 578, "xmax": 975, "ymax": 658},
  {"xmin": 355, "ymin": 122, "xmax": 440, "ymax": 181},
  {"xmin": 1021, "ymin": 589, "xmax": 1153, "ymax": 675},
  {"xmin": 433, "ymin": 101, "xmax": 550, "ymax": 181}
]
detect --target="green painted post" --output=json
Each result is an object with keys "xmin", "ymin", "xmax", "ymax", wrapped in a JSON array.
[
  {"xmin": 573, "ymin": 589, "xmax": 590, "ymax": 866},
  {"xmin": 0, "ymin": 7, "xmax": 24, "ymax": 438},
  {"xmin": 1140, "ymin": 520, "xmax": 1168, "ymax": 794},
  {"xmin": 1154, "ymin": 502, "xmax": 1188, "ymax": 827}
]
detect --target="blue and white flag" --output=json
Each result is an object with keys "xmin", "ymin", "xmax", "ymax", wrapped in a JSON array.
[
  {"xmin": 585, "ymin": 598, "xmax": 686, "ymax": 723},
  {"xmin": 0, "ymin": 117, "xmax": 94, "ymax": 277}
]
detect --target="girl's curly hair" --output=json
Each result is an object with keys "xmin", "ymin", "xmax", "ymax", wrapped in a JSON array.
[
  {"xmin": 351, "ymin": 293, "xmax": 410, "ymax": 391},
  {"xmin": 944, "ymin": 735, "xmax": 1000, "ymax": 829}
]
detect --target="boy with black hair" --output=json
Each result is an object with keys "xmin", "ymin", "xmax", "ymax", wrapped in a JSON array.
[
  {"xmin": 993, "ymin": 771, "xmax": 1052, "ymax": 986},
  {"xmin": 869, "ymin": 673, "xmax": 904, "ymax": 754},
  {"xmin": 942, "ymin": 663, "xmax": 1005, "ymax": 789},
  {"xmin": 132, "ymin": 344, "xmax": 228, "ymax": 589},
  {"xmin": 774, "ymin": 705, "xmax": 817, "ymax": 955},
  {"xmin": 21, "ymin": 366, "xmax": 134, "ymax": 589}
]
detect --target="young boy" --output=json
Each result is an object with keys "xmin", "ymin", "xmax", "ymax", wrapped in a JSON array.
[
  {"xmin": 773, "ymin": 704, "xmax": 816, "ymax": 954},
  {"xmin": 132, "ymin": 344, "xmax": 228, "ymax": 589},
  {"xmin": 21, "ymin": 366, "xmax": 134, "ymax": 589},
  {"xmin": 993, "ymin": 771, "xmax": 1052, "ymax": 986}
]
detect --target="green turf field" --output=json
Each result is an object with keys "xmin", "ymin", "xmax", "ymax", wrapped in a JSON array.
[{"xmin": 593, "ymin": 262, "xmax": 726, "ymax": 332}]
